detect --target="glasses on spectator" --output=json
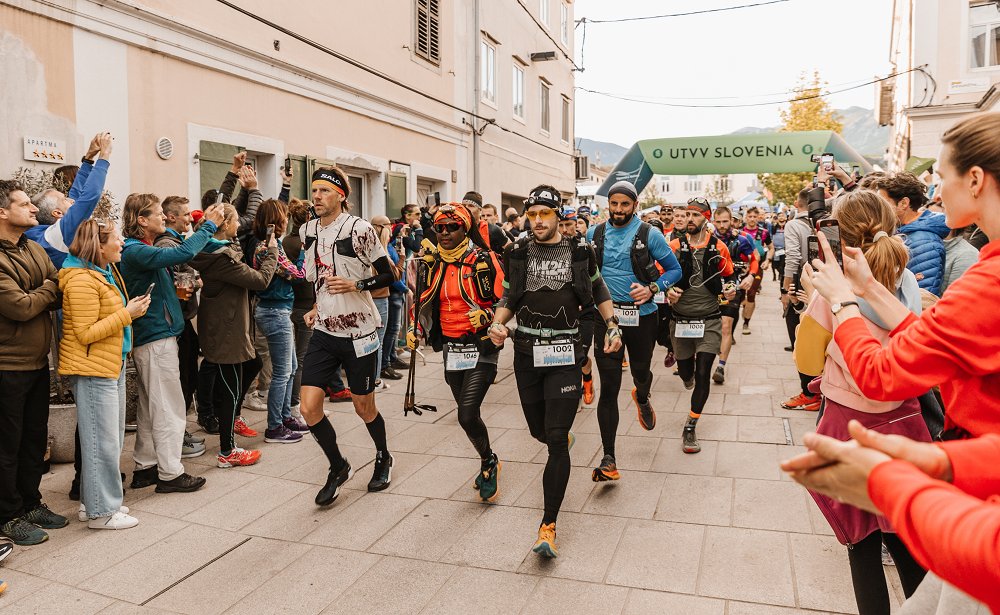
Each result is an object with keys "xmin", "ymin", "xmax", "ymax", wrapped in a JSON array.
[
  {"xmin": 433, "ymin": 222, "xmax": 462, "ymax": 234},
  {"xmin": 687, "ymin": 197, "xmax": 710, "ymax": 207},
  {"xmin": 525, "ymin": 209, "xmax": 557, "ymax": 221}
]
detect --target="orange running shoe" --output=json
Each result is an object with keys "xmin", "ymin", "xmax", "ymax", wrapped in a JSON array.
[
  {"xmin": 592, "ymin": 454, "xmax": 621, "ymax": 482},
  {"xmin": 780, "ymin": 393, "xmax": 822, "ymax": 411},
  {"xmin": 583, "ymin": 379, "xmax": 594, "ymax": 405},
  {"xmin": 217, "ymin": 447, "xmax": 262, "ymax": 468},
  {"xmin": 532, "ymin": 523, "xmax": 558, "ymax": 558},
  {"xmin": 233, "ymin": 416, "xmax": 259, "ymax": 438},
  {"xmin": 632, "ymin": 388, "xmax": 656, "ymax": 430}
]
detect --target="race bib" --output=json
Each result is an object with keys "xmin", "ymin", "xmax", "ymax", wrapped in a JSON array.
[
  {"xmin": 653, "ymin": 291, "xmax": 666, "ymax": 304},
  {"xmin": 445, "ymin": 343, "xmax": 480, "ymax": 372},
  {"xmin": 614, "ymin": 303, "xmax": 640, "ymax": 327},
  {"xmin": 352, "ymin": 331, "xmax": 380, "ymax": 357},
  {"xmin": 675, "ymin": 320, "xmax": 705, "ymax": 339},
  {"xmin": 532, "ymin": 339, "xmax": 575, "ymax": 368},
  {"xmin": 775, "ymin": 249, "xmax": 786, "ymax": 257}
]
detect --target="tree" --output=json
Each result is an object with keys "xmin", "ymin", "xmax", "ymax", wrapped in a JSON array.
[
  {"xmin": 705, "ymin": 174, "xmax": 734, "ymax": 207},
  {"xmin": 639, "ymin": 179, "xmax": 664, "ymax": 208},
  {"xmin": 758, "ymin": 71, "xmax": 844, "ymax": 207}
]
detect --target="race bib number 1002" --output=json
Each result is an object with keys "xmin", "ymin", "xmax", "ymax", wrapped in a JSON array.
[{"xmin": 533, "ymin": 341, "xmax": 575, "ymax": 368}]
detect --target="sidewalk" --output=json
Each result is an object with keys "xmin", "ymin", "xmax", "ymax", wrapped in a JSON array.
[{"xmin": 0, "ymin": 281, "xmax": 902, "ymax": 614}]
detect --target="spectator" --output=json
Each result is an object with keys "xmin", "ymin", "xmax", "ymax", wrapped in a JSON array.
[
  {"xmin": 369, "ymin": 215, "xmax": 395, "ymax": 391},
  {"xmin": 0, "ymin": 180, "xmax": 65, "ymax": 546},
  {"xmin": 392, "ymin": 204, "xmax": 423, "ymax": 256},
  {"xmin": 772, "ymin": 211, "xmax": 787, "ymax": 282},
  {"xmin": 481, "ymin": 203, "xmax": 499, "ymax": 225},
  {"xmin": 59, "ymin": 220, "xmax": 150, "ymax": 529},
  {"xmin": 875, "ymin": 172, "xmax": 950, "ymax": 294},
  {"xmin": 462, "ymin": 190, "xmax": 511, "ymax": 251},
  {"xmin": 283, "ymin": 199, "xmax": 318, "ymax": 418},
  {"xmin": 120, "ymin": 193, "xmax": 222, "ymax": 494},
  {"xmin": 379, "ymin": 218, "xmax": 408, "ymax": 380},
  {"xmin": 941, "ymin": 228, "xmax": 979, "ymax": 294}
]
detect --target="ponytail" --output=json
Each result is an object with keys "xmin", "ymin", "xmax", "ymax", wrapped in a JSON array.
[{"xmin": 834, "ymin": 190, "xmax": 909, "ymax": 292}]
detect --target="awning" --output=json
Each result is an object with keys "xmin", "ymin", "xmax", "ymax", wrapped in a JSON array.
[{"xmin": 904, "ymin": 156, "xmax": 936, "ymax": 176}]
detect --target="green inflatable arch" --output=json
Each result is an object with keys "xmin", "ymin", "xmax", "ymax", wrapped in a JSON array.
[{"xmin": 594, "ymin": 131, "xmax": 874, "ymax": 207}]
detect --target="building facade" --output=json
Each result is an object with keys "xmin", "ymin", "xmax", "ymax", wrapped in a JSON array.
[
  {"xmin": 885, "ymin": 0, "xmax": 1000, "ymax": 171},
  {"xmin": 1, "ymin": 0, "xmax": 577, "ymax": 218},
  {"xmin": 642, "ymin": 173, "xmax": 761, "ymax": 208}
]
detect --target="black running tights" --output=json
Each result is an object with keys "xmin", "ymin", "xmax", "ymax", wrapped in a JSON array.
[
  {"xmin": 522, "ymin": 397, "xmax": 578, "ymax": 525},
  {"xmin": 848, "ymin": 531, "xmax": 927, "ymax": 615},
  {"xmin": 445, "ymin": 362, "xmax": 497, "ymax": 460},
  {"xmin": 594, "ymin": 313, "xmax": 657, "ymax": 456},
  {"xmin": 677, "ymin": 353, "xmax": 716, "ymax": 416},
  {"xmin": 207, "ymin": 362, "xmax": 242, "ymax": 454}
]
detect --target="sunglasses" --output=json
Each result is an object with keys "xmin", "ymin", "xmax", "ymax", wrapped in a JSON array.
[
  {"xmin": 433, "ymin": 222, "xmax": 462, "ymax": 234},
  {"xmin": 525, "ymin": 209, "xmax": 557, "ymax": 221},
  {"xmin": 687, "ymin": 198, "xmax": 710, "ymax": 207}
]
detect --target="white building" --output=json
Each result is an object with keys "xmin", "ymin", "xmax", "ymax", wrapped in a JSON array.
[{"xmin": 643, "ymin": 173, "xmax": 763, "ymax": 209}]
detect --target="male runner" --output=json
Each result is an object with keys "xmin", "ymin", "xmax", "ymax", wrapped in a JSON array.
[
  {"xmin": 558, "ymin": 207, "xmax": 597, "ymax": 404},
  {"xmin": 586, "ymin": 181, "xmax": 681, "ymax": 481},
  {"xmin": 738, "ymin": 206, "xmax": 773, "ymax": 335},
  {"xmin": 712, "ymin": 206, "xmax": 758, "ymax": 384},
  {"xmin": 667, "ymin": 198, "xmax": 737, "ymax": 454},
  {"xmin": 488, "ymin": 185, "xmax": 621, "ymax": 558},
  {"xmin": 298, "ymin": 166, "xmax": 397, "ymax": 506}
]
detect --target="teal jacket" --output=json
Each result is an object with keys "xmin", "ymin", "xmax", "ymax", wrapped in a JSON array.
[{"xmin": 120, "ymin": 221, "xmax": 217, "ymax": 347}]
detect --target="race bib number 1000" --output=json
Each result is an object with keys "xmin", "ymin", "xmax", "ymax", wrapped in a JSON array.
[{"xmin": 533, "ymin": 341, "xmax": 575, "ymax": 368}]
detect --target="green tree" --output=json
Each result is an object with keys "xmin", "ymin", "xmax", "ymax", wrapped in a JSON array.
[{"xmin": 758, "ymin": 71, "xmax": 843, "ymax": 206}]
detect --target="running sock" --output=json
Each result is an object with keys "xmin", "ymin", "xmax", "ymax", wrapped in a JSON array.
[
  {"xmin": 365, "ymin": 412, "xmax": 389, "ymax": 454},
  {"xmin": 686, "ymin": 411, "xmax": 701, "ymax": 428},
  {"xmin": 718, "ymin": 360, "xmax": 726, "ymax": 367},
  {"xmin": 309, "ymin": 417, "xmax": 344, "ymax": 468},
  {"xmin": 582, "ymin": 372, "xmax": 593, "ymax": 382}
]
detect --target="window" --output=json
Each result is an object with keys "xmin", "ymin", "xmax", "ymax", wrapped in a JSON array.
[
  {"xmin": 540, "ymin": 0, "xmax": 549, "ymax": 28},
  {"xmin": 715, "ymin": 174, "xmax": 731, "ymax": 193},
  {"xmin": 512, "ymin": 63, "xmax": 525, "ymax": 120},
  {"xmin": 684, "ymin": 175, "xmax": 702, "ymax": 192},
  {"xmin": 540, "ymin": 81, "xmax": 550, "ymax": 133},
  {"xmin": 481, "ymin": 40, "xmax": 496, "ymax": 104},
  {"xmin": 560, "ymin": 2, "xmax": 569, "ymax": 45},
  {"xmin": 415, "ymin": 0, "xmax": 440, "ymax": 64},
  {"xmin": 561, "ymin": 96, "xmax": 570, "ymax": 142},
  {"xmin": 661, "ymin": 178, "xmax": 671, "ymax": 193},
  {"xmin": 970, "ymin": 3, "xmax": 1000, "ymax": 68}
]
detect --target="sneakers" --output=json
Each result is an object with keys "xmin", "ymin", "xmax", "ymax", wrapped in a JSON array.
[
  {"xmin": 532, "ymin": 523, "xmax": 558, "ymax": 558},
  {"xmin": 380, "ymin": 366, "xmax": 403, "ymax": 380},
  {"xmin": 0, "ymin": 536, "xmax": 12, "ymax": 563},
  {"xmin": 368, "ymin": 451, "xmax": 393, "ymax": 492},
  {"xmin": 742, "ymin": 323, "xmax": 751, "ymax": 335},
  {"xmin": 233, "ymin": 416, "xmax": 259, "ymax": 438},
  {"xmin": 391, "ymin": 355, "xmax": 409, "ymax": 369},
  {"xmin": 881, "ymin": 543, "xmax": 895, "ymax": 566},
  {"xmin": 682, "ymin": 421, "xmax": 701, "ymax": 454},
  {"xmin": 184, "ymin": 431, "xmax": 205, "ymax": 446},
  {"xmin": 88, "ymin": 511, "xmax": 139, "ymax": 530},
  {"xmin": 243, "ymin": 390, "xmax": 268, "ymax": 411},
  {"xmin": 217, "ymin": 447, "xmax": 262, "ymax": 468},
  {"xmin": 478, "ymin": 454, "xmax": 501, "ymax": 502},
  {"xmin": 264, "ymin": 424, "xmax": 303, "ymax": 444},
  {"xmin": 282, "ymin": 417, "xmax": 310, "ymax": 433},
  {"xmin": 328, "ymin": 388, "xmax": 352, "ymax": 403},
  {"xmin": 784, "ymin": 345, "xmax": 794, "ymax": 352},
  {"xmin": 290, "ymin": 403, "xmax": 302, "ymax": 418},
  {"xmin": 780, "ymin": 393, "xmax": 822, "ymax": 411},
  {"xmin": 373, "ymin": 380, "xmax": 390, "ymax": 393},
  {"xmin": 683, "ymin": 377, "xmax": 695, "ymax": 391},
  {"xmin": 182, "ymin": 440, "xmax": 206, "ymax": 458},
  {"xmin": 155, "ymin": 473, "xmax": 207, "ymax": 494},
  {"xmin": 78, "ymin": 503, "xmax": 130, "ymax": 522},
  {"xmin": 197, "ymin": 414, "xmax": 220, "ymax": 435},
  {"xmin": 663, "ymin": 351, "xmax": 676, "ymax": 368},
  {"xmin": 712, "ymin": 365, "xmax": 725, "ymax": 385},
  {"xmin": 316, "ymin": 459, "xmax": 353, "ymax": 506},
  {"xmin": 632, "ymin": 388, "xmax": 656, "ymax": 431},
  {"xmin": 592, "ymin": 454, "xmax": 621, "ymax": 482},
  {"xmin": 0, "ymin": 517, "xmax": 48, "ymax": 546},
  {"xmin": 22, "ymin": 504, "xmax": 68, "ymax": 529},
  {"xmin": 582, "ymin": 379, "xmax": 594, "ymax": 405},
  {"xmin": 124, "ymin": 422, "xmax": 137, "ymax": 432},
  {"xmin": 130, "ymin": 466, "xmax": 158, "ymax": 489},
  {"xmin": 621, "ymin": 358, "xmax": 629, "ymax": 369},
  {"xmin": 69, "ymin": 479, "xmax": 80, "ymax": 501}
]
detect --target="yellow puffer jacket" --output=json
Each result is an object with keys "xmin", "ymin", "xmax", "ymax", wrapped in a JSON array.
[{"xmin": 58, "ymin": 264, "xmax": 132, "ymax": 378}]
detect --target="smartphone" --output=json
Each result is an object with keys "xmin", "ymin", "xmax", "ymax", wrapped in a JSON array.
[
  {"xmin": 142, "ymin": 282, "xmax": 156, "ymax": 297},
  {"xmin": 214, "ymin": 191, "xmax": 224, "ymax": 205},
  {"xmin": 812, "ymin": 175, "xmax": 819, "ymax": 188},
  {"xmin": 806, "ymin": 236, "xmax": 821, "ymax": 264},
  {"xmin": 284, "ymin": 157, "xmax": 291, "ymax": 175},
  {"xmin": 265, "ymin": 224, "xmax": 276, "ymax": 243},
  {"xmin": 821, "ymin": 153, "xmax": 834, "ymax": 172},
  {"xmin": 426, "ymin": 192, "xmax": 440, "ymax": 208},
  {"xmin": 817, "ymin": 219, "xmax": 843, "ymax": 267}
]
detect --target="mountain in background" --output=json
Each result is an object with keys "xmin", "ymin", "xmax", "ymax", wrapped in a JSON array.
[{"xmin": 579, "ymin": 106, "xmax": 888, "ymax": 169}]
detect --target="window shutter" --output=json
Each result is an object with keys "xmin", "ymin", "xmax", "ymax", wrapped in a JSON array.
[{"xmin": 416, "ymin": 0, "xmax": 441, "ymax": 64}]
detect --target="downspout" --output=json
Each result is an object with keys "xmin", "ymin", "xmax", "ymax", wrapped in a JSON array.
[{"xmin": 472, "ymin": 0, "xmax": 481, "ymax": 191}]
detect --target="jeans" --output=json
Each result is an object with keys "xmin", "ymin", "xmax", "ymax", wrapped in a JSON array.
[
  {"xmin": 133, "ymin": 337, "xmax": 187, "ymax": 481},
  {"xmin": 255, "ymin": 306, "xmax": 296, "ymax": 429},
  {"xmin": 0, "ymin": 367, "xmax": 49, "ymax": 525},
  {"xmin": 381, "ymin": 291, "xmax": 405, "ymax": 370},
  {"xmin": 374, "ymin": 297, "xmax": 389, "ymax": 376},
  {"xmin": 71, "ymin": 369, "xmax": 126, "ymax": 518},
  {"xmin": 290, "ymin": 307, "xmax": 314, "ymax": 407}
]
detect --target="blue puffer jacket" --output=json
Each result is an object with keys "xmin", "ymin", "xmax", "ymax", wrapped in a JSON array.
[{"xmin": 898, "ymin": 210, "xmax": 949, "ymax": 295}]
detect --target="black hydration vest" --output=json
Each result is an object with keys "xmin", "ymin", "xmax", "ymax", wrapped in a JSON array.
[
  {"xmin": 676, "ymin": 234, "xmax": 724, "ymax": 296},
  {"xmin": 592, "ymin": 221, "xmax": 660, "ymax": 285},
  {"xmin": 504, "ymin": 236, "xmax": 594, "ymax": 310}
]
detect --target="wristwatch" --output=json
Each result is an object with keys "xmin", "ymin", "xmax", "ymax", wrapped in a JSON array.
[
  {"xmin": 355, "ymin": 280, "xmax": 365, "ymax": 291},
  {"xmin": 648, "ymin": 282, "xmax": 660, "ymax": 295},
  {"xmin": 830, "ymin": 300, "xmax": 859, "ymax": 315},
  {"xmin": 605, "ymin": 315, "xmax": 620, "ymax": 326}
]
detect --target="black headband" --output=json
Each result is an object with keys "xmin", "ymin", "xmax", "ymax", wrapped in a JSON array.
[{"xmin": 311, "ymin": 169, "xmax": 349, "ymax": 197}]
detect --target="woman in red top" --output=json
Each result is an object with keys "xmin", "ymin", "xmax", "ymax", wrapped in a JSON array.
[
  {"xmin": 806, "ymin": 112, "xmax": 1000, "ymax": 440},
  {"xmin": 407, "ymin": 205, "xmax": 505, "ymax": 501}
]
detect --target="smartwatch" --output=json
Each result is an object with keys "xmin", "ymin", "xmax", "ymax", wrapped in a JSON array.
[
  {"xmin": 355, "ymin": 280, "xmax": 365, "ymax": 291},
  {"xmin": 648, "ymin": 282, "xmax": 660, "ymax": 295},
  {"xmin": 605, "ymin": 315, "xmax": 620, "ymax": 326}
]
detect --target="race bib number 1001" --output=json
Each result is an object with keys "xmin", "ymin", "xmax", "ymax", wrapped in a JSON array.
[{"xmin": 533, "ymin": 340, "xmax": 575, "ymax": 368}]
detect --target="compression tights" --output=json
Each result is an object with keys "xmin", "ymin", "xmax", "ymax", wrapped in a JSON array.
[
  {"xmin": 848, "ymin": 531, "xmax": 926, "ymax": 615},
  {"xmin": 522, "ymin": 397, "xmax": 577, "ymax": 525},
  {"xmin": 677, "ymin": 352, "xmax": 716, "ymax": 423},
  {"xmin": 445, "ymin": 363, "xmax": 497, "ymax": 460}
]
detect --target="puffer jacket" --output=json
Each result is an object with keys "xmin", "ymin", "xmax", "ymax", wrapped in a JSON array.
[
  {"xmin": 898, "ymin": 210, "xmax": 949, "ymax": 295},
  {"xmin": 58, "ymin": 255, "xmax": 132, "ymax": 378}
]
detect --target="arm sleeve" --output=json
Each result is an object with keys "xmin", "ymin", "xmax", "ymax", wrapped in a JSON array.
[
  {"xmin": 65, "ymin": 283, "xmax": 132, "ymax": 345},
  {"xmin": 784, "ymin": 222, "xmax": 804, "ymax": 280},
  {"xmin": 67, "ymin": 161, "xmax": 93, "ymax": 200},
  {"xmin": 939, "ymin": 435, "xmax": 1000, "ymax": 500},
  {"xmin": 219, "ymin": 171, "xmax": 239, "ymax": 203},
  {"xmin": 794, "ymin": 297, "xmax": 832, "ymax": 377},
  {"xmin": 237, "ymin": 190, "xmax": 262, "ymax": 236},
  {"xmin": 716, "ymin": 241, "xmax": 735, "ymax": 277},
  {"xmin": 0, "ymin": 274, "xmax": 59, "ymax": 321},
  {"xmin": 357, "ymin": 257, "xmax": 394, "ymax": 291},
  {"xmin": 868, "ymin": 460, "xmax": 1000, "ymax": 610},
  {"xmin": 278, "ymin": 184, "xmax": 290, "ymax": 204},
  {"xmin": 648, "ymin": 230, "xmax": 682, "ymax": 288},
  {"xmin": 215, "ymin": 250, "xmax": 278, "ymax": 291},
  {"xmin": 57, "ymin": 159, "xmax": 109, "ymax": 249}
]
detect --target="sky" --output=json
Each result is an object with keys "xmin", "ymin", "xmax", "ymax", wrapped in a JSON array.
[{"xmin": 573, "ymin": 0, "xmax": 895, "ymax": 147}]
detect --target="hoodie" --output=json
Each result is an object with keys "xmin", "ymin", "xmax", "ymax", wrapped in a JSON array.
[{"xmin": 898, "ymin": 209, "xmax": 950, "ymax": 295}]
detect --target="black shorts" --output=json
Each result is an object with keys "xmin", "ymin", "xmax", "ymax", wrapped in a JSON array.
[
  {"xmin": 720, "ymin": 289, "xmax": 745, "ymax": 319},
  {"xmin": 513, "ymin": 349, "xmax": 583, "ymax": 401},
  {"xmin": 301, "ymin": 330, "xmax": 379, "ymax": 396}
]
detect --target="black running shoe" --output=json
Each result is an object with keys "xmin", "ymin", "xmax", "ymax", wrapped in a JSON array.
[
  {"xmin": 22, "ymin": 503, "xmax": 68, "ymax": 529},
  {"xmin": 391, "ymin": 355, "xmax": 410, "ymax": 369},
  {"xmin": 368, "ymin": 451, "xmax": 393, "ymax": 492},
  {"xmin": 683, "ymin": 377, "xmax": 696, "ymax": 391},
  {"xmin": 712, "ymin": 366, "xmax": 725, "ymax": 385},
  {"xmin": 198, "ymin": 414, "xmax": 220, "ymax": 435},
  {"xmin": 316, "ymin": 459, "xmax": 353, "ymax": 506},
  {"xmin": 0, "ymin": 518, "xmax": 47, "ymax": 546},
  {"xmin": 155, "ymin": 473, "xmax": 206, "ymax": 493},
  {"xmin": 682, "ymin": 424, "xmax": 701, "ymax": 455},
  {"xmin": 130, "ymin": 466, "xmax": 158, "ymax": 489}
]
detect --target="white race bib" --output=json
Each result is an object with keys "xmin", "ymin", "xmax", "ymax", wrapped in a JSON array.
[
  {"xmin": 653, "ymin": 291, "xmax": 666, "ymax": 304},
  {"xmin": 614, "ymin": 303, "xmax": 640, "ymax": 327},
  {"xmin": 675, "ymin": 320, "xmax": 705, "ymax": 339},
  {"xmin": 352, "ymin": 331, "xmax": 380, "ymax": 357},
  {"xmin": 775, "ymin": 249, "xmax": 786, "ymax": 257},
  {"xmin": 445, "ymin": 343, "xmax": 480, "ymax": 372},
  {"xmin": 532, "ymin": 340, "xmax": 575, "ymax": 368}
]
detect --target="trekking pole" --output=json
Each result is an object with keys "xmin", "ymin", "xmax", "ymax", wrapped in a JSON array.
[{"xmin": 404, "ymin": 259, "xmax": 437, "ymax": 417}]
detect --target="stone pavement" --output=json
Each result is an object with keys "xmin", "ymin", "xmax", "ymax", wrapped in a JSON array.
[{"xmin": 0, "ymin": 282, "xmax": 905, "ymax": 614}]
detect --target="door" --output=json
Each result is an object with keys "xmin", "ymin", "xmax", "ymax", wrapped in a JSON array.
[
  {"xmin": 199, "ymin": 141, "xmax": 240, "ymax": 198},
  {"xmin": 385, "ymin": 172, "xmax": 407, "ymax": 221},
  {"xmin": 417, "ymin": 180, "xmax": 433, "ymax": 209}
]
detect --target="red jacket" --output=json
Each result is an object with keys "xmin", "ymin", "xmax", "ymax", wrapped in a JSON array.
[
  {"xmin": 834, "ymin": 240, "xmax": 1000, "ymax": 437},
  {"xmin": 868, "ymin": 435, "xmax": 1000, "ymax": 611}
]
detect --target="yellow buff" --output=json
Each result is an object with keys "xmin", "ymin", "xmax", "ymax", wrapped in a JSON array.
[{"xmin": 437, "ymin": 237, "xmax": 470, "ymax": 263}]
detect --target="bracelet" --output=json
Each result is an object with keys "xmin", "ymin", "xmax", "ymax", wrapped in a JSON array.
[{"xmin": 81, "ymin": 156, "xmax": 95, "ymax": 165}]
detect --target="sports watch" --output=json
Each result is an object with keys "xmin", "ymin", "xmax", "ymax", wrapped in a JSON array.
[
  {"xmin": 355, "ymin": 280, "xmax": 365, "ymax": 291},
  {"xmin": 648, "ymin": 282, "xmax": 660, "ymax": 296}
]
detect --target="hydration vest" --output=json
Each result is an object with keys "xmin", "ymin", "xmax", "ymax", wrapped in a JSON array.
[
  {"xmin": 592, "ymin": 221, "xmax": 660, "ymax": 285},
  {"xmin": 503, "ymin": 236, "xmax": 595, "ymax": 311},
  {"xmin": 676, "ymin": 234, "xmax": 724, "ymax": 296},
  {"xmin": 742, "ymin": 226, "xmax": 768, "ymax": 260}
]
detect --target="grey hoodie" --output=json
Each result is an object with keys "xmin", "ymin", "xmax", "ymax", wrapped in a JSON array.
[{"xmin": 782, "ymin": 209, "xmax": 813, "ymax": 284}]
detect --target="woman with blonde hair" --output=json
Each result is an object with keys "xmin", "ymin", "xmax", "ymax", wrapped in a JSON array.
[{"xmin": 60, "ymin": 220, "xmax": 150, "ymax": 529}]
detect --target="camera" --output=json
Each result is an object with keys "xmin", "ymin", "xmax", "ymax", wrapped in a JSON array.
[{"xmin": 805, "ymin": 185, "xmax": 831, "ymax": 225}]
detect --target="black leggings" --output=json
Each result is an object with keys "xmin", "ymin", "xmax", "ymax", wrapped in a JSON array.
[
  {"xmin": 848, "ymin": 531, "xmax": 926, "ymax": 615},
  {"xmin": 677, "ymin": 352, "xmax": 716, "ymax": 416},
  {"xmin": 522, "ymin": 396, "xmax": 578, "ymax": 525},
  {"xmin": 208, "ymin": 362, "xmax": 243, "ymax": 454},
  {"xmin": 444, "ymin": 362, "xmax": 497, "ymax": 460},
  {"xmin": 594, "ymin": 313, "xmax": 657, "ymax": 457}
]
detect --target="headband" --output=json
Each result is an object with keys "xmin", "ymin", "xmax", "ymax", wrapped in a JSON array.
[
  {"xmin": 686, "ymin": 198, "xmax": 713, "ymax": 220},
  {"xmin": 433, "ymin": 203, "xmax": 473, "ymax": 231},
  {"xmin": 873, "ymin": 231, "xmax": 889, "ymax": 242},
  {"xmin": 524, "ymin": 187, "xmax": 561, "ymax": 210},
  {"xmin": 311, "ymin": 169, "xmax": 348, "ymax": 198}
]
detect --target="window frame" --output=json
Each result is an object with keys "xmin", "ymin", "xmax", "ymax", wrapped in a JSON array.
[
  {"xmin": 560, "ymin": 2, "xmax": 569, "ymax": 45},
  {"xmin": 560, "ymin": 95, "xmax": 571, "ymax": 143},
  {"xmin": 540, "ymin": 80, "xmax": 551, "ymax": 135},
  {"xmin": 540, "ymin": 0, "xmax": 550, "ymax": 29},
  {"xmin": 969, "ymin": 2, "xmax": 1000, "ymax": 70},
  {"xmin": 512, "ymin": 62, "xmax": 526, "ymax": 122},
  {"xmin": 414, "ymin": 0, "xmax": 441, "ymax": 66},
  {"xmin": 481, "ymin": 39, "xmax": 497, "ymax": 106}
]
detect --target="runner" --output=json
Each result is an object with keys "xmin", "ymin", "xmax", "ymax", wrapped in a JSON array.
[
  {"xmin": 667, "ymin": 198, "xmax": 738, "ymax": 454},
  {"xmin": 738, "ymin": 206, "xmax": 773, "ymax": 335},
  {"xmin": 407, "ymin": 203, "xmax": 505, "ymax": 502},
  {"xmin": 558, "ymin": 208, "xmax": 596, "ymax": 405},
  {"xmin": 586, "ymin": 181, "xmax": 681, "ymax": 481},
  {"xmin": 488, "ymin": 185, "xmax": 622, "ymax": 558},
  {"xmin": 712, "ymin": 206, "xmax": 758, "ymax": 384},
  {"xmin": 297, "ymin": 166, "xmax": 397, "ymax": 506}
]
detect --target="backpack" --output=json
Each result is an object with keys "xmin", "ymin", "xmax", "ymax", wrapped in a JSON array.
[
  {"xmin": 592, "ymin": 221, "xmax": 660, "ymax": 285},
  {"xmin": 742, "ymin": 227, "xmax": 768, "ymax": 260},
  {"xmin": 675, "ymin": 234, "xmax": 724, "ymax": 296}
]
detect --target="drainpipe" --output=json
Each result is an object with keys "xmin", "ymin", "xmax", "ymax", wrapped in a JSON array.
[{"xmin": 472, "ymin": 0, "xmax": 481, "ymax": 191}]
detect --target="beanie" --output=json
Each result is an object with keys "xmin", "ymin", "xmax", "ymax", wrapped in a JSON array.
[{"xmin": 607, "ymin": 180, "xmax": 638, "ymax": 202}]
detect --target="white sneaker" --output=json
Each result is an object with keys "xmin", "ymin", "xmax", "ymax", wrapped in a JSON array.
[
  {"xmin": 79, "ymin": 503, "xmax": 130, "ymax": 522},
  {"xmin": 243, "ymin": 391, "xmax": 269, "ymax": 411},
  {"xmin": 373, "ymin": 380, "xmax": 389, "ymax": 393},
  {"xmin": 88, "ymin": 510, "xmax": 139, "ymax": 530}
]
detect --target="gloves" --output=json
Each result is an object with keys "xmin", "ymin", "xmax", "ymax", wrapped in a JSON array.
[
  {"xmin": 406, "ymin": 327, "xmax": 419, "ymax": 350},
  {"xmin": 420, "ymin": 238, "xmax": 439, "ymax": 265},
  {"xmin": 468, "ymin": 308, "xmax": 492, "ymax": 330}
]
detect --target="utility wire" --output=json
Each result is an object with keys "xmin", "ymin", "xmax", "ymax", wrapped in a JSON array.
[
  {"xmin": 514, "ymin": 0, "xmax": 582, "ymax": 71},
  {"xmin": 580, "ymin": 0, "xmax": 792, "ymax": 24}
]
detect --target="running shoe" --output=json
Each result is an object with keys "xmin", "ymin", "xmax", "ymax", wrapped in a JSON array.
[
  {"xmin": 881, "ymin": 544, "xmax": 896, "ymax": 566},
  {"xmin": 316, "ymin": 459, "xmax": 353, "ymax": 506},
  {"xmin": 243, "ymin": 390, "xmax": 268, "ymax": 411},
  {"xmin": 532, "ymin": 523, "xmax": 558, "ymax": 558},
  {"xmin": 780, "ymin": 393, "xmax": 821, "ymax": 411},
  {"xmin": 0, "ymin": 518, "xmax": 47, "ymax": 546},
  {"xmin": 373, "ymin": 380, "xmax": 390, "ymax": 393},
  {"xmin": 233, "ymin": 416, "xmax": 259, "ymax": 438},
  {"xmin": 784, "ymin": 346, "xmax": 794, "ymax": 352},
  {"xmin": 682, "ymin": 424, "xmax": 701, "ymax": 454},
  {"xmin": 264, "ymin": 425, "xmax": 303, "ymax": 444},
  {"xmin": 478, "ymin": 454, "xmax": 501, "ymax": 502},
  {"xmin": 663, "ymin": 351, "xmax": 676, "ymax": 368},
  {"xmin": 621, "ymin": 358, "xmax": 629, "ymax": 369},
  {"xmin": 368, "ymin": 451, "xmax": 393, "ymax": 492},
  {"xmin": 328, "ymin": 388, "xmax": 352, "ymax": 402},
  {"xmin": 592, "ymin": 454, "xmax": 620, "ymax": 482},
  {"xmin": 22, "ymin": 504, "xmax": 68, "ymax": 529},
  {"xmin": 683, "ymin": 377, "xmax": 695, "ymax": 391},
  {"xmin": 184, "ymin": 431, "xmax": 205, "ymax": 446},
  {"xmin": 391, "ymin": 355, "xmax": 410, "ymax": 369},
  {"xmin": 582, "ymin": 379, "xmax": 595, "ymax": 405},
  {"xmin": 181, "ymin": 440, "xmax": 206, "ymax": 458},
  {"xmin": 632, "ymin": 388, "xmax": 656, "ymax": 431},
  {"xmin": 155, "ymin": 473, "xmax": 206, "ymax": 494},
  {"xmin": 282, "ymin": 417, "xmax": 310, "ymax": 433},
  {"xmin": 0, "ymin": 536, "xmax": 12, "ymax": 563},
  {"xmin": 217, "ymin": 447, "xmax": 262, "ymax": 468},
  {"xmin": 197, "ymin": 414, "xmax": 220, "ymax": 435},
  {"xmin": 742, "ymin": 323, "xmax": 751, "ymax": 335},
  {"xmin": 380, "ymin": 366, "xmax": 403, "ymax": 381},
  {"xmin": 712, "ymin": 365, "xmax": 725, "ymax": 385}
]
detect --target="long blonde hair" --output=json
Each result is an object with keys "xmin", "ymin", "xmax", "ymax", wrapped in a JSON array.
[
  {"xmin": 834, "ymin": 190, "xmax": 910, "ymax": 292},
  {"xmin": 69, "ymin": 219, "xmax": 115, "ymax": 267}
]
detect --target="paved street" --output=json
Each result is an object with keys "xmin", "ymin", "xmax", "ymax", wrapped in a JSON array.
[{"xmin": 0, "ymin": 282, "xmax": 902, "ymax": 615}]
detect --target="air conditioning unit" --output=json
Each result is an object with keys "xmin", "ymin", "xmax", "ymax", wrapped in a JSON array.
[
  {"xmin": 575, "ymin": 155, "xmax": 589, "ymax": 180},
  {"xmin": 876, "ymin": 79, "xmax": 895, "ymax": 126}
]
